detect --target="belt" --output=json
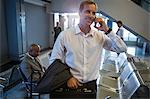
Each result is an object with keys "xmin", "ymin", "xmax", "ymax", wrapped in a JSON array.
[{"xmin": 54, "ymin": 80, "xmax": 97, "ymax": 93}]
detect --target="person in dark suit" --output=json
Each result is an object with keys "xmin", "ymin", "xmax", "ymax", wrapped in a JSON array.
[
  {"xmin": 20, "ymin": 44, "xmax": 72, "ymax": 94},
  {"xmin": 20, "ymin": 44, "xmax": 45, "ymax": 82},
  {"xmin": 54, "ymin": 22, "xmax": 62, "ymax": 43}
]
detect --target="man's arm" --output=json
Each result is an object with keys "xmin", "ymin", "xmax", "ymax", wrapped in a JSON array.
[
  {"xmin": 49, "ymin": 31, "xmax": 81, "ymax": 89},
  {"xmin": 20, "ymin": 60, "xmax": 41, "ymax": 82},
  {"xmin": 20, "ymin": 61, "xmax": 32, "ymax": 81},
  {"xmin": 95, "ymin": 18, "xmax": 127, "ymax": 53},
  {"xmin": 119, "ymin": 29, "xmax": 124, "ymax": 40},
  {"xmin": 49, "ymin": 32, "xmax": 65, "ymax": 65},
  {"xmin": 104, "ymin": 30, "xmax": 127, "ymax": 53}
]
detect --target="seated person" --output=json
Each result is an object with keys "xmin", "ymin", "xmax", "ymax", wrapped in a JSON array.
[
  {"xmin": 20, "ymin": 44, "xmax": 72, "ymax": 94},
  {"xmin": 20, "ymin": 44, "xmax": 45, "ymax": 82}
]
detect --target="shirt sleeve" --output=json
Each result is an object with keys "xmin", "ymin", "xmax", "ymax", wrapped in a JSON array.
[
  {"xmin": 104, "ymin": 31, "xmax": 127, "ymax": 53},
  {"xmin": 49, "ymin": 32, "xmax": 65, "ymax": 65},
  {"xmin": 20, "ymin": 61, "xmax": 32, "ymax": 80}
]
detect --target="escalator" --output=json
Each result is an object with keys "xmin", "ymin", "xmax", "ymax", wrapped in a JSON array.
[{"xmin": 94, "ymin": 0, "xmax": 150, "ymax": 42}]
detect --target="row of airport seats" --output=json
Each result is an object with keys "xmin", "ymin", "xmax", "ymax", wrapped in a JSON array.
[
  {"xmin": 2, "ymin": 50, "xmax": 149, "ymax": 99},
  {"xmin": 3, "ymin": 50, "xmax": 97, "ymax": 99},
  {"xmin": 3, "ymin": 50, "xmax": 94, "ymax": 99},
  {"xmin": 3, "ymin": 50, "xmax": 52, "ymax": 99},
  {"xmin": 1, "ymin": 51, "xmax": 51, "ymax": 99},
  {"xmin": 97, "ymin": 52, "xmax": 149, "ymax": 99}
]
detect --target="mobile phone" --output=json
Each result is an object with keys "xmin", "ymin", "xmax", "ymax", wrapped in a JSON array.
[{"xmin": 94, "ymin": 18, "xmax": 103, "ymax": 28}]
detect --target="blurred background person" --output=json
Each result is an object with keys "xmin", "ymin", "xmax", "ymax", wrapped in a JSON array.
[
  {"xmin": 54, "ymin": 22, "xmax": 62, "ymax": 43},
  {"xmin": 116, "ymin": 20, "xmax": 124, "ymax": 40}
]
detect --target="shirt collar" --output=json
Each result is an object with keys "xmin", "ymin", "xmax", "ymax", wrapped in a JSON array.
[{"xmin": 75, "ymin": 25, "xmax": 95, "ymax": 37}]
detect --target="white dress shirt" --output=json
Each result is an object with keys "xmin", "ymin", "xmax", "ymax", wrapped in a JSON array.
[
  {"xmin": 49, "ymin": 25, "xmax": 127, "ymax": 83},
  {"xmin": 116, "ymin": 26, "xmax": 124, "ymax": 39}
]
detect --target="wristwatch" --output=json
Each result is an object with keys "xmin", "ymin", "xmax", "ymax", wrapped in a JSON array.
[{"xmin": 105, "ymin": 28, "xmax": 112, "ymax": 35}]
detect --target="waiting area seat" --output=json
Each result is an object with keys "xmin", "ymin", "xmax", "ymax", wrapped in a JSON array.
[
  {"xmin": 18, "ymin": 65, "xmax": 41, "ymax": 99},
  {"xmin": 2, "ymin": 65, "xmax": 26, "ymax": 99},
  {"xmin": 2, "ymin": 65, "xmax": 49, "ymax": 99},
  {"xmin": 2, "ymin": 51, "xmax": 149, "ymax": 99},
  {"xmin": 97, "ymin": 52, "xmax": 149, "ymax": 99}
]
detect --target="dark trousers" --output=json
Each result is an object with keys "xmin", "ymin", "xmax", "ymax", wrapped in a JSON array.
[{"xmin": 50, "ymin": 80, "xmax": 97, "ymax": 99}]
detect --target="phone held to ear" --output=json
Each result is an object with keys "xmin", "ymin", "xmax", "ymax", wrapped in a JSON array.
[{"xmin": 94, "ymin": 17, "xmax": 103, "ymax": 28}]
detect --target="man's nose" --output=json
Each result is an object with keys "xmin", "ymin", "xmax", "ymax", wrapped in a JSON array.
[{"xmin": 89, "ymin": 12, "xmax": 95, "ymax": 18}]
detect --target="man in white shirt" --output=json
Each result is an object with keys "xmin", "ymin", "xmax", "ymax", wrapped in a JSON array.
[
  {"xmin": 49, "ymin": 0, "xmax": 127, "ymax": 98},
  {"xmin": 116, "ymin": 20, "xmax": 124, "ymax": 40},
  {"xmin": 116, "ymin": 20, "xmax": 125, "ymax": 56}
]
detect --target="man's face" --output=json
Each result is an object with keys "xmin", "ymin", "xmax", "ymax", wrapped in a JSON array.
[
  {"xmin": 30, "ymin": 46, "xmax": 40, "ymax": 57},
  {"xmin": 117, "ymin": 23, "xmax": 122, "ymax": 27},
  {"xmin": 79, "ymin": 4, "xmax": 96, "ymax": 26}
]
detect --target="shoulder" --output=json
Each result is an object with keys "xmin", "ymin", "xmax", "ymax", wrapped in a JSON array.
[
  {"xmin": 91, "ymin": 28, "xmax": 106, "ymax": 42},
  {"xmin": 21, "ymin": 55, "xmax": 32, "ymax": 64},
  {"xmin": 91, "ymin": 27, "xmax": 105, "ymax": 37},
  {"xmin": 20, "ymin": 55, "xmax": 29, "ymax": 68}
]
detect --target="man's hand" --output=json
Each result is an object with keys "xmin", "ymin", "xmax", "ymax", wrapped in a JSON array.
[
  {"xmin": 67, "ymin": 77, "xmax": 82, "ymax": 89},
  {"xmin": 95, "ymin": 18, "xmax": 109, "ymax": 32}
]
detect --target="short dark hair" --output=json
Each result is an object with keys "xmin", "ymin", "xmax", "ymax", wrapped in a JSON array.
[
  {"xmin": 79, "ymin": 0, "xmax": 97, "ymax": 12},
  {"xmin": 117, "ymin": 20, "xmax": 123, "ymax": 25}
]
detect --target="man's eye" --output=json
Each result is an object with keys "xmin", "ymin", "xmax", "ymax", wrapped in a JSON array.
[{"xmin": 85, "ymin": 10, "xmax": 90, "ymax": 14}]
